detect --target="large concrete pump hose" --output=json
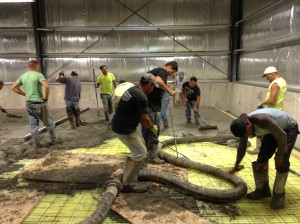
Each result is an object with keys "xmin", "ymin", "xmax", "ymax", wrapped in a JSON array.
[{"xmin": 79, "ymin": 134, "xmax": 247, "ymax": 224}]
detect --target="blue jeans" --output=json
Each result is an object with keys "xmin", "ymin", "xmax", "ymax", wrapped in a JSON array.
[
  {"xmin": 100, "ymin": 93, "xmax": 113, "ymax": 117},
  {"xmin": 65, "ymin": 100, "xmax": 79, "ymax": 111},
  {"xmin": 185, "ymin": 100, "xmax": 199, "ymax": 120},
  {"xmin": 142, "ymin": 108, "xmax": 160, "ymax": 148},
  {"xmin": 161, "ymin": 92, "xmax": 170, "ymax": 121},
  {"xmin": 26, "ymin": 102, "xmax": 56, "ymax": 140},
  {"xmin": 116, "ymin": 130, "xmax": 147, "ymax": 161}
]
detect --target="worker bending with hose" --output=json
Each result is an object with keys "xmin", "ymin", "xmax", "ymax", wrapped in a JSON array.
[
  {"xmin": 111, "ymin": 74, "xmax": 158, "ymax": 193},
  {"xmin": 229, "ymin": 108, "xmax": 299, "ymax": 209},
  {"xmin": 143, "ymin": 61, "xmax": 177, "ymax": 164}
]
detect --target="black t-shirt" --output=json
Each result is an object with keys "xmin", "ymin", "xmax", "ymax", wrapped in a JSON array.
[
  {"xmin": 147, "ymin": 67, "xmax": 168, "ymax": 112},
  {"xmin": 111, "ymin": 86, "xmax": 148, "ymax": 135},
  {"xmin": 182, "ymin": 81, "xmax": 201, "ymax": 101}
]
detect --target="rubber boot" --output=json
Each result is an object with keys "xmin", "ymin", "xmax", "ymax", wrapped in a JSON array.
[
  {"xmin": 105, "ymin": 111, "xmax": 109, "ymax": 122},
  {"xmin": 247, "ymin": 161, "xmax": 271, "ymax": 200},
  {"xmin": 122, "ymin": 157, "xmax": 148, "ymax": 193},
  {"xmin": 32, "ymin": 131, "xmax": 41, "ymax": 148},
  {"xmin": 48, "ymin": 128, "xmax": 57, "ymax": 145},
  {"xmin": 195, "ymin": 117, "xmax": 200, "ymax": 125},
  {"xmin": 163, "ymin": 119, "xmax": 169, "ymax": 128},
  {"xmin": 148, "ymin": 144, "xmax": 165, "ymax": 164},
  {"xmin": 66, "ymin": 106, "xmax": 76, "ymax": 129},
  {"xmin": 186, "ymin": 118, "xmax": 191, "ymax": 124},
  {"xmin": 74, "ymin": 108, "xmax": 80, "ymax": 127},
  {"xmin": 270, "ymin": 171, "xmax": 288, "ymax": 209},
  {"xmin": 247, "ymin": 137, "xmax": 261, "ymax": 155}
]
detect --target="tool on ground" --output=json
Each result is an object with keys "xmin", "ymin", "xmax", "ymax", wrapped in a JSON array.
[
  {"xmin": 195, "ymin": 110, "xmax": 218, "ymax": 130},
  {"xmin": 290, "ymin": 168, "xmax": 300, "ymax": 176},
  {"xmin": 93, "ymin": 69, "xmax": 101, "ymax": 117},
  {"xmin": 1, "ymin": 108, "xmax": 23, "ymax": 118},
  {"xmin": 41, "ymin": 103, "xmax": 48, "ymax": 126},
  {"xmin": 168, "ymin": 103, "xmax": 179, "ymax": 158}
]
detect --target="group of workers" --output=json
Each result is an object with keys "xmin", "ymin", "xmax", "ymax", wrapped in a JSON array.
[{"xmin": 0, "ymin": 60, "xmax": 297, "ymax": 210}]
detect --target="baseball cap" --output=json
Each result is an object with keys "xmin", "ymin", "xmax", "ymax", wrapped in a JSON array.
[
  {"xmin": 141, "ymin": 73, "xmax": 159, "ymax": 87},
  {"xmin": 71, "ymin": 70, "xmax": 78, "ymax": 76},
  {"xmin": 230, "ymin": 113, "xmax": 248, "ymax": 137},
  {"xmin": 262, "ymin": 66, "xmax": 277, "ymax": 77}
]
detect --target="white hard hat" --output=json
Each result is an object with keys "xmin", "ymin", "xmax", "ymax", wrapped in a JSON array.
[{"xmin": 262, "ymin": 66, "xmax": 278, "ymax": 77}]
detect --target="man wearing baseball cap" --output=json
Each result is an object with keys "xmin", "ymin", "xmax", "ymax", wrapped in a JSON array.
[
  {"xmin": 111, "ymin": 73, "xmax": 158, "ymax": 193},
  {"xmin": 248, "ymin": 66, "xmax": 287, "ymax": 155},
  {"xmin": 143, "ymin": 61, "xmax": 178, "ymax": 164},
  {"xmin": 56, "ymin": 69, "xmax": 82, "ymax": 129},
  {"xmin": 229, "ymin": 108, "xmax": 299, "ymax": 209}
]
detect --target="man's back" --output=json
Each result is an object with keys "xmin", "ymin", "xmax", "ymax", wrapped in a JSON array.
[
  {"xmin": 17, "ymin": 71, "xmax": 45, "ymax": 101},
  {"xmin": 60, "ymin": 76, "xmax": 82, "ymax": 101},
  {"xmin": 112, "ymin": 86, "xmax": 147, "ymax": 134}
]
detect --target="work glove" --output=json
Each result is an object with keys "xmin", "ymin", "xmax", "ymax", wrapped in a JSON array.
[
  {"xmin": 228, "ymin": 165, "xmax": 244, "ymax": 174},
  {"xmin": 150, "ymin": 125, "xmax": 158, "ymax": 135},
  {"xmin": 274, "ymin": 154, "xmax": 284, "ymax": 169},
  {"xmin": 0, "ymin": 108, "xmax": 6, "ymax": 113},
  {"xmin": 257, "ymin": 104, "xmax": 263, "ymax": 109}
]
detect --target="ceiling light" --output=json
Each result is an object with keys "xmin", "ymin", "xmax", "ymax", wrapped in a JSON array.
[{"xmin": 0, "ymin": 0, "xmax": 35, "ymax": 3}]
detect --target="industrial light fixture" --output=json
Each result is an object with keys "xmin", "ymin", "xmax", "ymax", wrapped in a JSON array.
[{"xmin": 0, "ymin": 0, "xmax": 35, "ymax": 2}]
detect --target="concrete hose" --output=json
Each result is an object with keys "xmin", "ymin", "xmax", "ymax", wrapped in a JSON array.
[
  {"xmin": 80, "ymin": 134, "xmax": 247, "ymax": 223},
  {"xmin": 155, "ymin": 134, "xmax": 247, "ymax": 202},
  {"xmin": 79, "ymin": 178, "xmax": 122, "ymax": 224}
]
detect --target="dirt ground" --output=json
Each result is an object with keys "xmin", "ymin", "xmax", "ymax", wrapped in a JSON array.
[{"xmin": 0, "ymin": 106, "xmax": 234, "ymax": 223}]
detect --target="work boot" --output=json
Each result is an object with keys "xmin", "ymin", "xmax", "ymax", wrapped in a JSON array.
[
  {"xmin": 66, "ymin": 106, "xmax": 76, "ymax": 129},
  {"xmin": 32, "ymin": 132, "xmax": 41, "ymax": 148},
  {"xmin": 48, "ymin": 128, "xmax": 58, "ymax": 145},
  {"xmin": 186, "ymin": 118, "xmax": 191, "ymax": 124},
  {"xmin": 75, "ymin": 115, "xmax": 80, "ymax": 127},
  {"xmin": 122, "ymin": 157, "xmax": 148, "ymax": 193},
  {"xmin": 74, "ymin": 109, "xmax": 80, "ymax": 128},
  {"xmin": 105, "ymin": 112, "xmax": 109, "ymax": 122},
  {"xmin": 148, "ymin": 144, "xmax": 165, "ymax": 164},
  {"xmin": 247, "ymin": 161, "xmax": 271, "ymax": 200},
  {"xmin": 270, "ymin": 171, "xmax": 288, "ymax": 209},
  {"xmin": 163, "ymin": 119, "xmax": 169, "ymax": 128},
  {"xmin": 247, "ymin": 137, "xmax": 261, "ymax": 155}
]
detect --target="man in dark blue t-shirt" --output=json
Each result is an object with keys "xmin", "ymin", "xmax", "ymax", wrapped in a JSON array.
[
  {"xmin": 143, "ymin": 61, "xmax": 178, "ymax": 164},
  {"xmin": 111, "ymin": 73, "xmax": 158, "ymax": 193},
  {"xmin": 181, "ymin": 76, "xmax": 201, "ymax": 124}
]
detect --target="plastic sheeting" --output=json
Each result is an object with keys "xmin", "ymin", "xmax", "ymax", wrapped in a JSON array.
[
  {"xmin": 239, "ymin": 1, "xmax": 300, "ymax": 88},
  {"xmin": 0, "ymin": 0, "xmax": 231, "ymax": 84},
  {"xmin": 43, "ymin": 56, "xmax": 229, "ymax": 83}
]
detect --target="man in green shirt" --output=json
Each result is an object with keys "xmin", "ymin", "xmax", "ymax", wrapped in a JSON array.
[
  {"xmin": 12, "ymin": 60, "xmax": 57, "ymax": 148},
  {"xmin": 95, "ymin": 65, "xmax": 117, "ymax": 122}
]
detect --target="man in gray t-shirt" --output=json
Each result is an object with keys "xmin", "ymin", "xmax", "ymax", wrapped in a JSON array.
[
  {"xmin": 229, "ymin": 108, "xmax": 299, "ymax": 210},
  {"xmin": 56, "ymin": 70, "xmax": 82, "ymax": 129}
]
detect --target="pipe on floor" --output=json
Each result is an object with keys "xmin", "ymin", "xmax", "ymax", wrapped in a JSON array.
[
  {"xmin": 81, "ymin": 134, "xmax": 247, "ymax": 223},
  {"xmin": 79, "ymin": 177, "xmax": 123, "ymax": 224},
  {"xmin": 23, "ymin": 107, "xmax": 89, "ymax": 141}
]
